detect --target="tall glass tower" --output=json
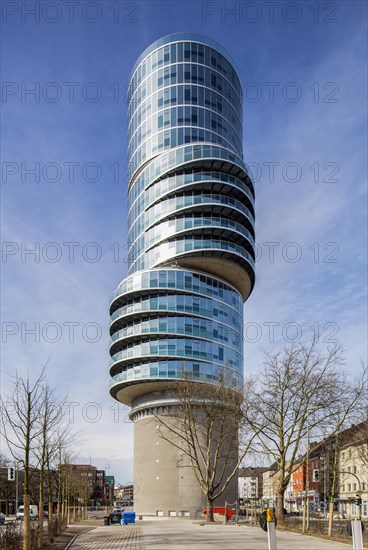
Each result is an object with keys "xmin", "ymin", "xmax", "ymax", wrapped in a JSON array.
[{"xmin": 109, "ymin": 33, "xmax": 255, "ymax": 516}]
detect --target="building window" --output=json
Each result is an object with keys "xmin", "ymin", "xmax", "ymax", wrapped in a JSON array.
[
  {"xmin": 169, "ymin": 510, "xmax": 177, "ymax": 516},
  {"xmin": 348, "ymin": 484, "xmax": 351, "ymax": 492},
  {"xmin": 156, "ymin": 510, "xmax": 164, "ymax": 517}
]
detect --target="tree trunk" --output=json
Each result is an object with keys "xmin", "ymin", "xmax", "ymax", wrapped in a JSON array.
[
  {"xmin": 60, "ymin": 502, "xmax": 66, "ymax": 531},
  {"xmin": 57, "ymin": 478, "xmax": 62, "ymax": 534},
  {"xmin": 67, "ymin": 497, "xmax": 70, "ymax": 526},
  {"xmin": 327, "ymin": 499, "xmax": 334, "ymax": 537},
  {"xmin": 74, "ymin": 500, "xmax": 77, "ymax": 523},
  {"xmin": 24, "ymin": 390, "xmax": 31, "ymax": 550},
  {"xmin": 23, "ymin": 493, "xmax": 31, "ymax": 550},
  {"xmin": 276, "ymin": 489, "xmax": 286, "ymax": 526},
  {"xmin": 38, "ymin": 497, "xmax": 44, "ymax": 548},
  {"xmin": 302, "ymin": 495, "xmax": 307, "ymax": 532},
  {"xmin": 38, "ymin": 463, "xmax": 45, "ymax": 547},
  {"xmin": 206, "ymin": 498, "xmax": 214, "ymax": 523},
  {"xmin": 62, "ymin": 477, "xmax": 68, "ymax": 530},
  {"xmin": 56, "ymin": 498, "xmax": 61, "ymax": 535},
  {"xmin": 48, "ymin": 499, "xmax": 53, "ymax": 542},
  {"xmin": 61, "ymin": 497, "xmax": 66, "ymax": 531}
]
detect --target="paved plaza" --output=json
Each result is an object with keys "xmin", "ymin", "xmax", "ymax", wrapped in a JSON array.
[{"xmin": 69, "ymin": 521, "xmax": 353, "ymax": 550}]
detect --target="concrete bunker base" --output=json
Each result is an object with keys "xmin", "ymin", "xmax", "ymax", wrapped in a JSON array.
[{"xmin": 133, "ymin": 412, "xmax": 238, "ymax": 518}]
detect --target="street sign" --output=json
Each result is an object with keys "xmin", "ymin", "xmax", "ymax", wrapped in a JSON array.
[{"xmin": 295, "ymin": 490, "xmax": 316, "ymax": 497}]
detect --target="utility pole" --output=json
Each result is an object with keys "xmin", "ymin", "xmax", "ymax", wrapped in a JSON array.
[
  {"xmin": 15, "ymin": 463, "xmax": 19, "ymax": 513},
  {"xmin": 302, "ymin": 415, "xmax": 310, "ymax": 532},
  {"xmin": 322, "ymin": 457, "xmax": 327, "ymax": 519}
]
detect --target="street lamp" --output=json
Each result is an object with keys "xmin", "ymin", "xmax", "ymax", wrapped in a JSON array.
[{"xmin": 339, "ymin": 471, "xmax": 362, "ymax": 520}]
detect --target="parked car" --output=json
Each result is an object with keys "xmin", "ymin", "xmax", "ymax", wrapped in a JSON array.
[
  {"xmin": 16, "ymin": 505, "xmax": 38, "ymax": 520},
  {"xmin": 36, "ymin": 510, "xmax": 49, "ymax": 519},
  {"xmin": 327, "ymin": 511, "xmax": 346, "ymax": 519},
  {"xmin": 0, "ymin": 512, "xmax": 5, "ymax": 524}
]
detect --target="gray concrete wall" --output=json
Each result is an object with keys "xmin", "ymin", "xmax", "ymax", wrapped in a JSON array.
[{"xmin": 133, "ymin": 414, "xmax": 238, "ymax": 517}]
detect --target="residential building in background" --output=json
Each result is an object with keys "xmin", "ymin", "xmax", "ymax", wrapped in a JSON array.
[
  {"xmin": 238, "ymin": 467, "xmax": 267, "ymax": 517},
  {"xmin": 69, "ymin": 464, "xmax": 97, "ymax": 500},
  {"xmin": 0, "ymin": 463, "xmax": 110, "ymax": 514},
  {"xmin": 62, "ymin": 465, "xmax": 108, "ymax": 507},
  {"xmin": 109, "ymin": 32, "xmax": 255, "ymax": 517},
  {"xmin": 238, "ymin": 467, "xmax": 267, "ymax": 502},
  {"xmin": 262, "ymin": 463, "xmax": 279, "ymax": 509},
  {"xmin": 339, "ymin": 421, "xmax": 368, "ymax": 517},
  {"xmin": 115, "ymin": 483, "xmax": 134, "ymax": 507},
  {"xmin": 288, "ymin": 457, "xmax": 320, "ymax": 513}
]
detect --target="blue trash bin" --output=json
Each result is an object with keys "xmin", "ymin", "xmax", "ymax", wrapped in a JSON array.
[{"xmin": 122, "ymin": 511, "xmax": 136, "ymax": 525}]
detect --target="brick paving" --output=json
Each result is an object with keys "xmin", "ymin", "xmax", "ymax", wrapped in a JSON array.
[
  {"xmin": 42, "ymin": 526, "xmax": 95, "ymax": 550},
  {"xmin": 70, "ymin": 525, "xmax": 144, "ymax": 550},
  {"xmin": 69, "ymin": 520, "xmax": 357, "ymax": 550},
  {"xmin": 140, "ymin": 521, "xmax": 353, "ymax": 550}
]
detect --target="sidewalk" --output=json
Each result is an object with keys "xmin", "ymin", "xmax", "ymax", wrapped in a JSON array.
[
  {"xmin": 67, "ymin": 520, "xmax": 355, "ymax": 550},
  {"xmin": 42, "ymin": 525, "xmax": 95, "ymax": 550},
  {"xmin": 70, "ymin": 525, "xmax": 143, "ymax": 549}
]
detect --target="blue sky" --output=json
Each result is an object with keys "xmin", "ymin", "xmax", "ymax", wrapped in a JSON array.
[{"xmin": 1, "ymin": 1, "xmax": 367, "ymax": 482}]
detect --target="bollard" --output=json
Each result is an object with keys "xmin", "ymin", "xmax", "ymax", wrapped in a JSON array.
[
  {"xmin": 352, "ymin": 520, "xmax": 364, "ymax": 550},
  {"xmin": 266, "ymin": 508, "xmax": 277, "ymax": 550}
]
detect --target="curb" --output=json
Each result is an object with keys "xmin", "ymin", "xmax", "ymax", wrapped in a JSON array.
[
  {"xmin": 64, "ymin": 527, "xmax": 96, "ymax": 550},
  {"xmin": 64, "ymin": 534, "xmax": 78, "ymax": 550}
]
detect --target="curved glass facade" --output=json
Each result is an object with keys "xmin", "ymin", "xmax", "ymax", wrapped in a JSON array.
[{"xmin": 110, "ymin": 34, "xmax": 255, "ymax": 404}]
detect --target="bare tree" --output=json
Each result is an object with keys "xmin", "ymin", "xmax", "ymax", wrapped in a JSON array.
[
  {"xmin": 33, "ymin": 384, "xmax": 67, "ymax": 548},
  {"xmin": 0, "ymin": 366, "xmax": 47, "ymax": 550},
  {"xmin": 245, "ymin": 339, "xmax": 367, "ymax": 526},
  {"xmin": 41, "ymin": 433, "xmax": 64, "ymax": 541},
  {"xmin": 325, "ymin": 431, "xmax": 342, "ymax": 537},
  {"xmin": 47, "ymin": 436, "xmax": 80, "ymax": 536},
  {"xmin": 153, "ymin": 372, "xmax": 257, "ymax": 522}
]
